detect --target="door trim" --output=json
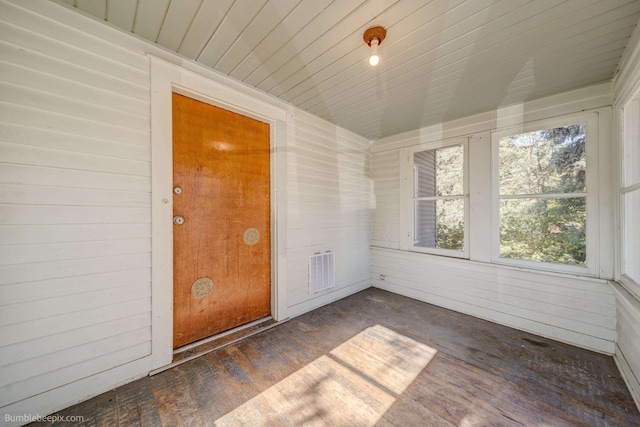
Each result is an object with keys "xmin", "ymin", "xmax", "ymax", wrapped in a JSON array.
[{"xmin": 149, "ymin": 56, "xmax": 290, "ymax": 370}]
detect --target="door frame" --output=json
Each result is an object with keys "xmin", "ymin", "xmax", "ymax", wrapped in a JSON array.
[{"xmin": 149, "ymin": 56, "xmax": 289, "ymax": 370}]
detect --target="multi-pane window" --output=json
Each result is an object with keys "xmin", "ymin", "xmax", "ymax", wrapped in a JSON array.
[
  {"xmin": 411, "ymin": 143, "xmax": 467, "ymax": 256},
  {"xmin": 496, "ymin": 123, "xmax": 589, "ymax": 269},
  {"xmin": 398, "ymin": 114, "xmax": 600, "ymax": 274}
]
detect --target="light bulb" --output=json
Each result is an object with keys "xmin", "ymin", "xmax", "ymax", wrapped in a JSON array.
[{"xmin": 369, "ymin": 38, "xmax": 380, "ymax": 66}]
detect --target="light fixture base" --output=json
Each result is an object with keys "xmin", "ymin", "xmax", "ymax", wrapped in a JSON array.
[{"xmin": 363, "ymin": 26, "xmax": 386, "ymax": 46}]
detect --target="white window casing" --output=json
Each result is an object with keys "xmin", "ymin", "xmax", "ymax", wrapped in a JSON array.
[
  {"xmin": 398, "ymin": 112, "xmax": 603, "ymax": 277},
  {"xmin": 399, "ymin": 138, "xmax": 470, "ymax": 259},
  {"xmin": 621, "ymin": 97, "xmax": 640, "ymax": 292},
  {"xmin": 491, "ymin": 112, "xmax": 599, "ymax": 276}
]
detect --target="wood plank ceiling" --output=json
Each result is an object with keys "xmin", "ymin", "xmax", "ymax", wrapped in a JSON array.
[{"xmin": 53, "ymin": 0, "xmax": 640, "ymax": 140}]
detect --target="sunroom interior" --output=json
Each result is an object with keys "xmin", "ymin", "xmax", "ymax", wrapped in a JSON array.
[{"xmin": 1, "ymin": 0, "xmax": 640, "ymax": 425}]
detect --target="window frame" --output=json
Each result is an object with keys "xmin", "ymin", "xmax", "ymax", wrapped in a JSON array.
[
  {"xmin": 620, "ymin": 96, "xmax": 640, "ymax": 292},
  {"xmin": 400, "ymin": 138, "xmax": 470, "ymax": 259},
  {"xmin": 490, "ymin": 112, "xmax": 599, "ymax": 275}
]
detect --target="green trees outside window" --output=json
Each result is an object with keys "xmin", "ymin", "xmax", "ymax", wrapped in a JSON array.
[{"xmin": 498, "ymin": 124, "xmax": 587, "ymax": 265}]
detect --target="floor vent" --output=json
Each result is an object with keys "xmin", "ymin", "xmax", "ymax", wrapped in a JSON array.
[{"xmin": 309, "ymin": 252, "xmax": 335, "ymax": 294}]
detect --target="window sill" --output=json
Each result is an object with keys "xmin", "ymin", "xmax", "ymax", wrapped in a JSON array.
[
  {"xmin": 409, "ymin": 246, "xmax": 469, "ymax": 259},
  {"xmin": 371, "ymin": 246, "xmax": 607, "ymax": 283},
  {"xmin": 493, "ymin": 257, "xmax": 591, "ymax": 278},
  {"xmin": 619, "ymin": 275, "xmax": 640, "ymax": 301}
]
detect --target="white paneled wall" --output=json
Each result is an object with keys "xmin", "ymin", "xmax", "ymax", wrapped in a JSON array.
[
  {"xmin": 372, "ymin": 248, "xmax": 616, "ymax": 353},
  {"xmin": 0, "ymin": 0, "xmax": 371, "ymax": 422},
  {"xmin": 286, "ymin": 110, "xmax": 371, "ymax": 314},
  {"xmin": 0, "ymin": 0, "xmax": 152, "ymax": 414}
]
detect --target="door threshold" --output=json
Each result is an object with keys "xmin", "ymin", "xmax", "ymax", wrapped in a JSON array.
[
  {"xmin": 150, "ymin": 316, "xmax": 287, "ymax": 375},
  {"xmin": 174, "ymin": 316, "xmax": 274, "ymax": 355}
]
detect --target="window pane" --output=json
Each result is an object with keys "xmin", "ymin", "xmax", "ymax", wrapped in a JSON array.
[
  {"xmin": 499, "ymin": 124, "xmax": 586, "ymax": 195},
  {"xmin": 414, "ymin": 145, "xmax": 463, "ymax": 197},
  {"xmin": 415, "ymin": 199, "xmax": 464, "ymax": 251},
  {"xmin": 624, "ymin": 190, "xmax": 640, "ymax": 283},
  {"xmin": 500, "ymin": 197, "xmax": 586, "ymax": 265}
]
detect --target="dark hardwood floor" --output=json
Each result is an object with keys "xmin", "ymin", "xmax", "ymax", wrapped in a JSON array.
[{"xmin": 32, "ymin": 288, "xmax": 640, "ymax": 426}]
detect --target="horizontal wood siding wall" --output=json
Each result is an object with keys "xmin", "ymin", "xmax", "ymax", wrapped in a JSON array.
[
  {"xmin": 0, "ymin": 0, "xmax": 152, "ymax": 412},
  {"xmin": 285, "ymin": 110, "xmax": 371, "ymax": 315},
  {"xmin": 372, "ymin": 247, "xmax": 616, "ymax": 353},
  {"xmin": 614, "ymin": 285, "xmax": 640, "ymax": 410}
]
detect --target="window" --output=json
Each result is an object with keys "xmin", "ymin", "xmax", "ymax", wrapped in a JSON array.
[
  {"xmin": 401, "ymin": 140, "xmax": 468, "ymax": 257},
  {"xmin": 397, "ymin": 114, "xmax": 599, "ymax": 274},
  {"xmin": 622, "ymin": 97, "xmax": 640, "ymax": 288},
  {"xmin": 493, "ymin": 115, "xmax": 597, "ymax": 273}
]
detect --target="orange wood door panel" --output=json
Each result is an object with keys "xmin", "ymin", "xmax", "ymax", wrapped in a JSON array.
[{"xmin": 172, "ymin": 93, "xmax": 270, "ymax": 348}]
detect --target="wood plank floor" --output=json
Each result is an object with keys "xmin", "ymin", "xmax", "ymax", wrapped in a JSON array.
[{"xmin": 31, "ymin": 288, "xmax": 640, "ymax": 426}]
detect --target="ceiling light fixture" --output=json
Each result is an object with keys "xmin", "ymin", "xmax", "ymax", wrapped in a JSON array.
[{"xmin": 363, "ymin": 26, "xmax": 386, "ymax": 66}]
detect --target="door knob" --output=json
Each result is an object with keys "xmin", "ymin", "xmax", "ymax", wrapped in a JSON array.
[{"xmin": 173, "ymin": 215, "xmax": 185, "ymax": 225}]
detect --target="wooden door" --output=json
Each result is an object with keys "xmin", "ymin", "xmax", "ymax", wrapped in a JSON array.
[{"xmin": 172, "ymin": 93, "xmax": 271, "ymax": 348}]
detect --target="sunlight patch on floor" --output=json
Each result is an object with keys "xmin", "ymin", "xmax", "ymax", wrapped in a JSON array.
[{"xmin": 215, "ymin": 324, "xmax": 437, "ymax": 426}]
